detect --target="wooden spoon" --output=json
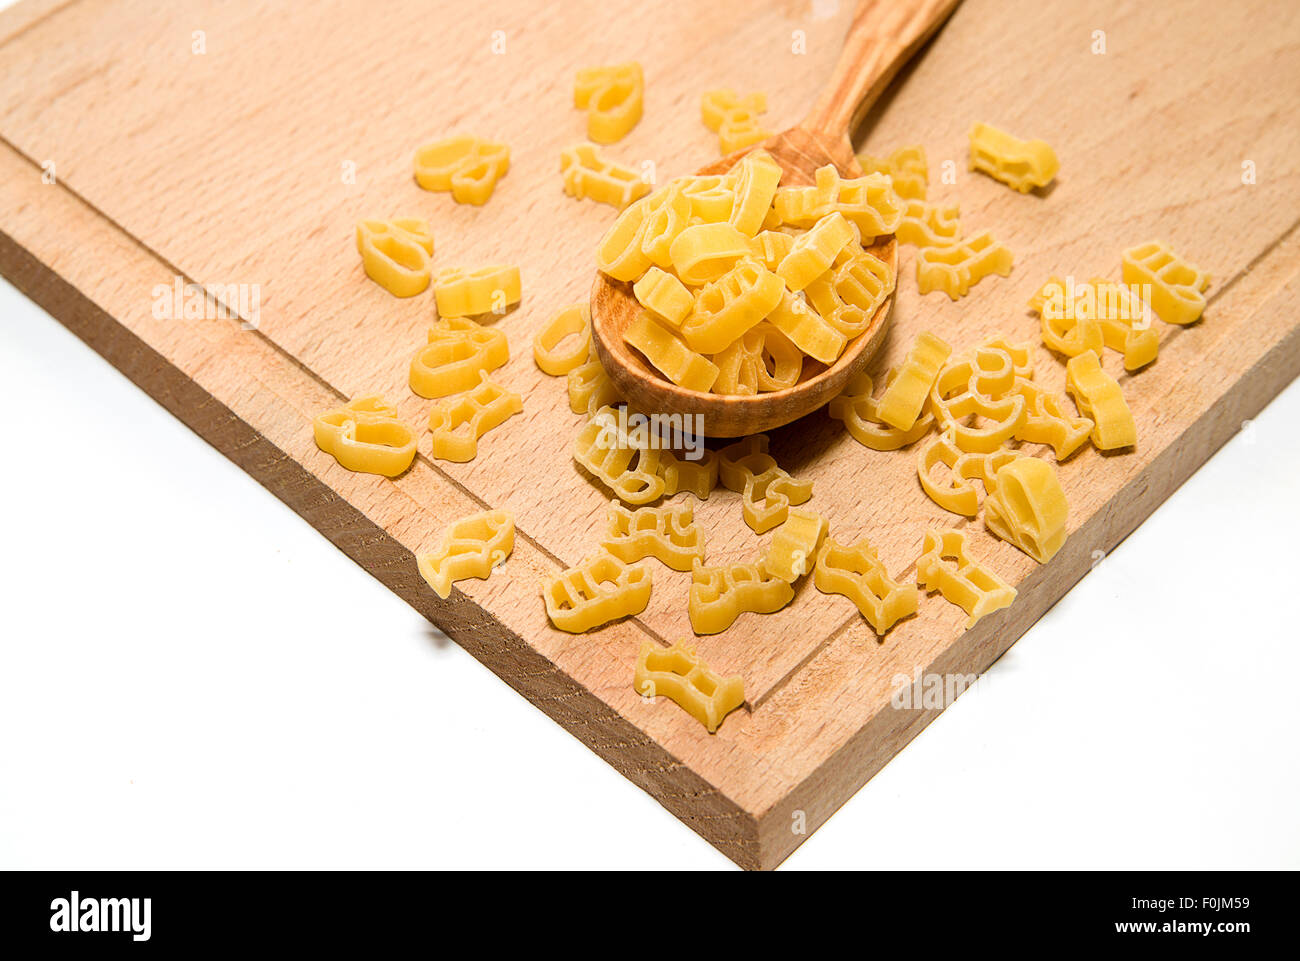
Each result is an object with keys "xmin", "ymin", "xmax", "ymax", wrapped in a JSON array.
[{"xmin": 590, "ymin": 0, "xmax": 963, "ymax": 437}]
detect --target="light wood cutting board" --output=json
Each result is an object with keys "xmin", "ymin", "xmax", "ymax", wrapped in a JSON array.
[{"xmin": 1, "ymin": 0, "xmax": 1297, "ymax": 869}]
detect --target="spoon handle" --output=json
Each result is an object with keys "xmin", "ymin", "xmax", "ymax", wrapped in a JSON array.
[{"xmin": 802, "ymin": 0, "xmax": 963, "ymax": 141}]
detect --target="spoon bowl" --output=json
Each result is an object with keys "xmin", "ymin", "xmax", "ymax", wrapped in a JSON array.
[{"xmin": 589, "ymin": 0, "xmax": 960, "ymax": 437}]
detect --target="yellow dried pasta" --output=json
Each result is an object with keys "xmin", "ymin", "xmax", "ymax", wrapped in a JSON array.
[
  {"xmin": 968, "ymin": 122, "xmax": 1059, "ymax": 193},
  {"xmin": 634, "ymin": 640, "xmax": 744, "ymax": 734},
  {"xmin": 561, "ymin": 142, "xmax": 650, "ymax": 209},
  {"xmin": 314, "ymin": 396, "xmax": 417, "ymax": 477},
  {"xmin": 544, "ymin": 551, "xmax": 652, "ymax": 633},
  {"xmin": 410, "ymin": 318, "xmax": 509, "ymax": 399},
  {"xmin": 427, "ymin": 371, "xmax": 523, "ymax": 462},
  {"xmin": 689, "ymin": 560, "xmax": 794, "ymax": 634},
  {"xmin": 416, "ymin": 510, "xmax": 514, "ymax": 599},
  {"xmin": 533, "ymin": 304, "xmax": 591, "ymax": 377},
  {"xmin": 624, "ymin": 311, "xmax": 721, "ymax": 393},
  {"xmin": 602, "ymin": 501, "xmax": 705, "ymax": 571},
  {"xmin": 916, "ymin": 528, "xmax": 1017, "ymax": 628},
  {"xmin": 356, "ymin": 218, "xmax": 433, "ymax": 297},
  {"xmin": 413, "ymin": 135, "xmax": 510, "ymax": 205},
  {"xmin": 574, "ymin": 62, "xmax": 643, "ymax": 144},
  {"xmin": 435, "ymin": 265, "xmax": 522, "ymax": 318}
]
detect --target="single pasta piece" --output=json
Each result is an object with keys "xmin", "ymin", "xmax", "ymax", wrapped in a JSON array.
[
  {"xmin": 983, "ymin": 457, "xmax": 1069, "ymax": 564},
  {"xmin": 639, "ymin": 182, "xmax": 693, "ymax": 268},
  {"xmin": 717, "ymin": 435, "xmax": 813, "ymax": 533},
  {"xmin": 313, "ymin": 395, "xmax": 418, "ymax": 477},
  {"xmin": 776, "ymin": 211, "xmax": 856, "ymax": 291},
  {"xmin": 763, "ymin": 508, "xmax": 827, "ymax": 582},
  {"xmin": 728, "ymin": 149, "xmax": 784, "ymax": 237},
  {"xmin": 700, "ymin": 88, "xmax": 769, "ymax": 154},
  {"xmin": 574, "ymin": 62, "xmax": 643, "ymax": 144},
  {"xmin": 656, "ymin": 447, "xmax": 719, "ymax": 500},
  {"xmin": 679, "ymin": 256, "xmax": 784, "ymax": 353},
  {"xmin": 813, "ymin": 534, "xmax": 918, "ymax": 635},
  {"xmin": 435, "ymin": 265, "xmax": 522, "ymax": 318},
  {"xmin": 689, "ymin": 560, "xmax": 794, "ymax": 634},
  {"xmin": 544, "ymin": 551, "xmax": 652, "ymax": 633},
  {"xmin": 427, "ymin": 371, "xmax": 523, "ymax": 462},
  {"xmin": 764, "ymin": 289, "xmax": 846, "ymax": 365},
  {"xmin": 632, "ymin": 267, "xmax": 693, "ymax": 328},
  {"xmin": 1121, "ymin": 240, "xmax": 1210, "ymax": 326},
  {"xmin": 634, "ymin": 640, "xmax": 744, "ymax": 734},
  {"xmin": 858, "ymin": 144, "xmax": 928, "ymax": 200},
  {"xmin": 917, "ymin": 427, "xmax": 1019, "ymax": 517},
  {"xmin": 602, "ymin": 501, "xmax": 705, "ymax": 571},
  {"xmin": 410, "ymin": 317, "xmax": 509, "ymax": 398},
  {"xmin": 968, "ymin": 122, "xmax": 1058, "ymax": 193},
  {"xmin": 916, "ymin": 528, "xmax": 1017, "ymax": 628},
  {"xmin": 356, "ymin": 218, "xmax": 434, "ymax": 297},
  {"xmin": 1030, "ymin": 276, "xmax": 1158, "ymax": 372},
  {"xmin": 804, "ymin": 246, "xmax": 895, "ymax": 337},
  {"xmin": 668, "ymin": 222, "xmax": 752, "ymax": 287},
  {"xmin": 533, "ymin": 304, "xmax": 591, "ymax": 377},
  {"xmin": 916, "ymin": 231, "xmax": 1013, "ymax": 299},
  {"xmin": 596, "ymin": 197, "xmax": 654, "ymax": 281},
  {"xmin": 560, "ymin": 142, "xmax": 650, "ymax": 209},
  {"xmin": 1065, "ymin": 352, "xmax": 1136, "ymax": 450},
  {"xmin": 624, "ymin": 311, "xmax": 721, "ymax": 393},
  {"xmin": 875, "ymin": 330, "xmax": 952, "ymax": 431},
  {"xmin": 416, "ymin": 510, "xmax": 515, "ymax": 599},
  {"xmin": 413, "ymin": 135, "xmax": 510, "ymax": 205},
  {"xmin": 897, "ymin": 199, "xmax": 960, "ymax": 247},
  {"xmin": 567, "ymin": 348, "xmax": 621, "ymax": 416}
]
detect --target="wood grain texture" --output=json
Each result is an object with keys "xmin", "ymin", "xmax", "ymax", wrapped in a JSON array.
[{"xmin": 1, "ymin": 0, "xmax": 1298, "ymax": 869}]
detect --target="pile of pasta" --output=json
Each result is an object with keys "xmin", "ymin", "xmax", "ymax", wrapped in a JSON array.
[{"xmin": 595, "ymin": 148, "xmax": 904, "ymax": 395}]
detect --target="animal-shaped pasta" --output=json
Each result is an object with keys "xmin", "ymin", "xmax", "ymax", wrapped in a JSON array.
[
  {"xmin": 689, "ymin": 560, "xmax": 794, "ymax": 634},
  {"xmin": 680, "ymin": 256, "xmax": 784, "ymax": 353},
  {"xmin": 313, "ymin": 395, "xmax": 418, "ymax": 477},
  {"xmin": 828, "ymin": 371, "xmax": 935, "ymax": 451},
  {"xmin": 533, "ymin": 304, "xmax": 591, "ymax": 377},
  {"xmin": 561, "ymin": 143, "xmax": 650, "ymax": 209},
  {"xmin": 602, "ymin": 501, "xmax": 705, "ymax": 571},
  {"xmin": 573, "ymin": 406, "xmax": 666, "ymax": 504},
  {"xmin": 435, "ymin": 265, "xmax": 521, "ymax": 318},
  {"xmin": 427, "ymin": 372, "xmax": 523, "ymax": 462},
  {"xmin": 413, "ymin": 135, "xmax": 510, "ymax": 205},
  {"xmin": 700, "ymin": 88, "xmax": 770, "ymax": 154},
  {"xmin": 1121, "ymin": 240, "xmax": 1210, "ymax": 326},
  {"xmin": 916, "ymin": 528, "xmax": 1017, "ymax": 628},
  {"xmin": 356, "ymin": 218, "xmax": 434, "ymax": 297},
  {"xmin": 634, "ymin": 640, "xmax": 744, "ymax": 733},
  {"xmin": 858, "ymin": 144, "xmax": 928, "ymax": 200},
  {"xmin": 417, "ymin": 510, "xmax": 515, "ymax": 599},
  {"xmin": 813, "ymin": 534, "xmax": 918, "ymax": 635},
  {"xmin": 763, "ymin": 508, "xmax": 827, "ymax": 581},
  {"xmin": 982, "ymin": 457, "xmax": 1069, "ymax": 564},
  {"xmin": 574, "ymin": 62, "xmax": 643, "ymax": 144},
  {"xmin": 968, "ymin": 122, "xmax": 1058, "ymax": 193},
  {"xmin": 916, "ymin": 231, "xmax": 1013, "ymax": 300},
  {"xmin": 410, "ymin": 318, "xmax": 509, "ymax": 398},
  {"xmin": 1065, "ymin": 352, "xmax": 1136, "ymax": 450},
  {"xmin": 544, "ymin": 552, "xmax": 652, "ymax": 633},
  {"xmin": 624, "ymin": 312, "xmax": 720, "ymax": 393}
]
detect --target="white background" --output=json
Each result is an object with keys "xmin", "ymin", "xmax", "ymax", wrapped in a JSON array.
[{"xmin": 2, "ymin": 271, "xmax": 1298, "ymax": 870}]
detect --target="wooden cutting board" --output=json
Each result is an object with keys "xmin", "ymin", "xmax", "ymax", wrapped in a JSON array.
[{"xmin": 2, "ymin": 0, "xmax": 1297, "ymax": 869}]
